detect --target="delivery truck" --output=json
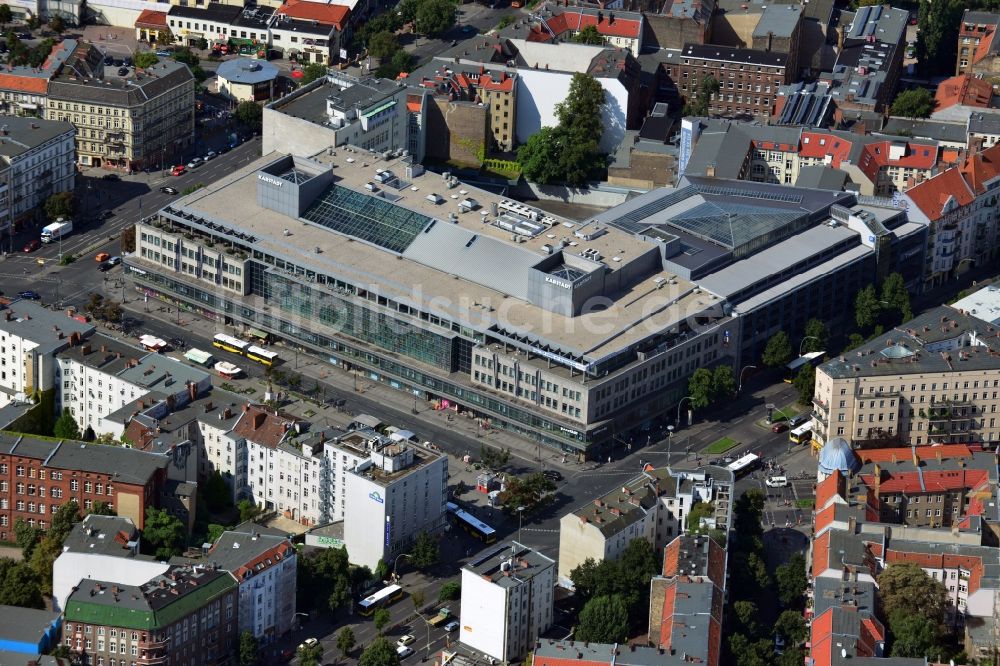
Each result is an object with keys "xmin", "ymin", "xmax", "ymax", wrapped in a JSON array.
[{"xmin": 40, "ymin": 218, "xmax": 73, "ymax": 243}]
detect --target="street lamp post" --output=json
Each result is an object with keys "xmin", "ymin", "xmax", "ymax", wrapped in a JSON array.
[
  {"xmin": 392, "ymin": 553, "xmax": 410, "ymax": 581},
  {"xmin": 516, "ymin": 505, "xmax": 525, "ymax": 545},
  {"xmin": 667, "ymin": 425, "xmax": 674, "ymax": 461},
  {"xmin": 737, "ymin": 365, "xmax": 757, "ymax": 395},
  {"xmin": 799, "ymin": 335, "xmax": 821, "ymax": 357},
  {"xmin": 676, "ymin": 396, "xmax": 694, "ymax": 429}
]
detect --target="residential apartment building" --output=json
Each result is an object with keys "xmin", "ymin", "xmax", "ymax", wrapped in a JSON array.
[
  {"xmin": 557, "ymin": 465, "xmax": 733, "ymax": 587},
  {"xmin": 55, "ymin": 333, "xmax": 212, "ymax": 437},
  {"xmin": 343, "ymin": 433, "xmax": 447, "ymax": 568},
  {"xmin": 659, "ymin": 43, "xmax": 790, "ymax": 119},
  {"xmin": 62, "ymin": 564, "xmax": 239, "ymax": 666},
  {"xmin": 957, "ymin": 10, "xmax": 1000, "ymax": 78},
  {"xmin": 905, "ymin": 143, "xmax": 1000, "ymax": 287},
  {"xmin": 263, "ymin": 73, "xmax": 412, "ymax": 160},
  {"xmin": 270, "ymin": 0, "xmax": 349, "ymax": 65},
  {"xmin": 459, "ymin": 543, "xmax": 555, "ymax": 663},
  {"xmin": 0, "ymin": 432, "xmax": 169, "ymax": 542},
  {"xmin": 0, "ymin": 39, "xmax": 77, "ymax": 118},
  {"xmin": 52, "ymin": 514, "xmax": 167, "ymax": 612},
  {"xmin": 45, "ymin": 45, "xmax": 195, "ymax": 171},
  {"xmin": 204, "ymin": 528, "xmax": 297, "ymax": 644},
  {"xmin": 0, "ymin": 116, "xmax": 76, "ymax": 236},
  {"xmin": 0, "ymin": 300, "xmax": 93, "ymax": 409},
  {"xmin": 812, "ymin": 306, "xmax": 1000, "ymax": 448},
  {"xmin": 521, "ymin": 7, "xmax": 645, "ymax": 57},
  {"xmin": 808, "ymin": 442, "xmax": 1000, "ymax": 666}
]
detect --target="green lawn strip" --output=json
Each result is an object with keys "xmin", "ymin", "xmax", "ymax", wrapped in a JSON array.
[{"xmin": 704, "ymin": 437, "xmax": 740, "ymax": 455}]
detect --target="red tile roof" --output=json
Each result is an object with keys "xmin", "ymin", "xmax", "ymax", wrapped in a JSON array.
[
  {"xmin": 816, "ymin": 470, "xmax": 846, "ymax": 511},
  {"xmin": 973, "ymin": 30, "xmax": 997, "ymax": 65},
  {"xmin": 276, "ymin": 0, "xmax": 349, "ymax": 30},
  {"xmin": 904, "ymin": 167, "xmax": 975, "ymax": 221},
  {"xmin": 231, "ymin": 404, "xmax": 300, "ymax": 448},
  {"xmin": 799, "ymin": 132, "xmax": 852, "ymax": 166},
  {"xmin": 479, "ymin": 72, "xmax": 514, "ymax": 92},
  {"xmin": 858, "ymin": 445, "xmax": 975, "ymax": 463},
  {"xmin": 859, "ymin": 468, "xmax": 989, "ymax": 494},
  {"xmin": 812, "ymin": 530, "xmax": 832, "ymax": 575},
  {"xmin": 547, "ymin": 11, "xmax": 643, "ymax": 39},
  {"xmin": 135, "ymin": 9, "xmax": 168, "ymax": 29},
  {"xmin": 884, "ymin": 548, "xmax": 986, "ymax": 593},
  {"xmin": 0, "ymin": 71, "xmax": 51, "ymax": 95},
  {"xmin": 961, "ymin": 142, "xmax": 1000, "ymax": 193},
  {"xmin": 935, "ymin": 74, "xmax": 994, "ymax": 110}
]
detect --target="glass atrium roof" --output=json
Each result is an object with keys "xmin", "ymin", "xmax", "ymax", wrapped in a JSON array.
[{"xmin": 301, "ymin": 184, "xmax": 432, "ymax": 253}]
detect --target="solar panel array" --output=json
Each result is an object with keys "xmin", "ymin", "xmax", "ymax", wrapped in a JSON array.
[{"xmin": 300, "ymin": 184, "xmax": 432, "ymax": 254}]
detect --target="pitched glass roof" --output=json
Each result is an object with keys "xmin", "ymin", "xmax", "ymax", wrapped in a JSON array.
[
  {"xmin": 668, "ymin": 201, "xmax": 803, "ymax": 249},
  {"xmin": 301, "ymin": 184, "xmax": 432, "ymax": 253}
]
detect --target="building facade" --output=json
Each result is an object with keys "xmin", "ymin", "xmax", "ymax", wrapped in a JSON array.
[
  {"xmin": 45, "ymin": 47, "xmax": 195, "ymax": 171},
  {"xmin": 0, "ymin": 117, "xmax": 76, "ymax": 236},
  {"xmin": 459, "ymin": 543, "xmax": 555, "ymax": 663}
]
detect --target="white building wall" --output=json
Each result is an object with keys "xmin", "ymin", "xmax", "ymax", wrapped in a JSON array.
[
  {"xmin": 459, "ymin": 567, "xmax": 509, "ymax": 661},
  {"xmin": 321, "ymin": 442, "xmax": 365, "ymax": 522},
  {"xmin": 238, "ymin": 549, "xmax": 297, "ymax": 641},
  {"xmin": 515, "ymin": 69, "xmax": 628, "ymax": 154},
  {"xmin": 52, "ymin": 552, "xmax": 168, "ymax": 612},
  {"xmin": 56, "ymin": 357, "xmax": 147, "ymax": 435},
  {"xmin": 87, "ymin": 0, "xmax": 163, "ymax": 27},
  {"xmin": 7, "ymin": 129, "xmax": 75, "ymax": 224}
]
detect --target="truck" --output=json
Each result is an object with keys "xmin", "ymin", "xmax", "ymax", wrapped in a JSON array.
[
  {"xmin": 428, "ymin": 608, "xmax": 452, "ymax": 627},
  {"xmin": 40, "ymin": 218, "xmax": 73, "ymax": 243}
]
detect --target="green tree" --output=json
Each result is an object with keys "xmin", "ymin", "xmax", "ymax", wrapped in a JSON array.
[
  {"xmin": 359, "ymin": 637, "xmax": 400, "ymax": 666},
  {"xmin": 572, "ymin": 25, "xmax": 604, "ymax": 45},
  {"xmin": 762, "ymin": 331, "xmax": 793, "ymax": 368},
  {"xmin": 410, "ymin": 589, "xmax": 425, "ymax": 613},
  {"xmin": 712, "ymin": 365, "xmax": 736, "ymax": 400},
  {"xmin": 0, "ymin": 6, "xmax": 11, "ymax": 28},
  {"xmin": 397, "ymin": 0, "xmax": 422, "ymax": 23},
  {"xmin": 793, "ymin": 363, "xmax": 816, "ymax": 406},
  {"xmin": 297, "ymin": 640, "xmax": 324, "ymax": 666},
  {"xmin": 517, "ymin": 127, "xmax": 566, "ymax": 184},
  {"xmin": 237, "ymin": 499, "xmax": 261, "ymax": 523},
  {"xmin": 414, "ymin": 0, "xmax": 456, "ymax": 36},
  {"xmin": 684, "ymin": 75, "xmax": 720, "ymax": 116},
  {"xmin": 203, "ymin": 471, "xmax": 232, "ymax": 513},
  {"xmin": 14, "ymin": 519, "xmax": 42, "ymax": 559},
  {"xmin": 53, "ymin": 407, "xmax": 81, "ymax": 439},
  {"xmin": 373, "ymin": 607, "xmax": 391, "ymax": 634},
  {"xmin": 688, "ymin": 367, "xmax": 715, "ymax": 408},
  {"xmin": 686, "ymin": 501, "xmax": 714, "ymax": 534},
  {"xmin": 569, "ymin": 539, "xmax": 658, "ymax": 628},
  {"xmin": 172, "ymin": 47, "xmax": 200, "ymax": 67},
  {"xmin": 389, "ymin": 49, "xmax": 413, "ymax": 74},
  {"xmin": 915, "ymin": 0, "xmax": 964, "ymax": 77},
  {"xmin": 889, "ymin": 611, "xmax": 940, "ymax": 658},
  {"xmin": 301, "ymin": 62, "xmax": 329, "ymax": 84},
  {"xmin": 438, "ymin": 580, "xmax": 461, "ymax": 602},
  {"xmin": 134, "ymin": 51, "xmax": 159, "ymax": 69},
  {"xmin": 50, "ymin": 500, "xmax": 81, "ymax": 539},
  {"xmin": 733, "ymin": 600, "xmax": 760, "ymax": 638},
  {"xmin": 337, "ymin": 626, "xmax": 356, "ymax": 661},
  {"xmin": 235, "ymin": 100, "xmax": 262, "ymax": 132},
  {"xmin": 142, "ymin": 507, "xmax": 186, "ymax": 560},
  {"xmin": 374, "ymin": 558, "xmax": 389, "ymax": 581},
  {"xmin": 778, "ymin": 647, "xmax": 807, "ymax": 666},
  {"xmin": 556, "ymin": 72, "xmax": 605, "ymax": 146},
  {"xmin": 368, "ymin": 30, "xmax": 400, "ymax": 59},
  {"xmin": 48, "ymin": 15, "xmax": 65, "ymax": 34},
  {"xmin": 479, "ymin": 444, "xmax": 511, "ymax": 471},
  {"xmin": 892, "ymin": 88, "xmax": 937, "ymax": 118},
  {"xmin": 775, "ymin": 553, "xmax": 808, "ymax": 609},
  {"xmin": 88, "ymin": 501, "xmax": 116, "ymax": 517},
  {"xmin": 576, "ymin": 594, "xmax": 629, "ymax": 643},
  {"xmin": 803, "ymin": 318, "xmax": 828, "ymax": 353},
  {"xmin": 28, "ymin": 533, "xmax": 62, "ymax": 595},
  {"xmin": 206, "ymin": 523, "xmax": 228, "ymax": 543},
  {"xmin": 498, "ymin": 472, "xmax": 556, "ymax": 513},
  {"xmin": 409, "ymin": 531, "xmax": 439, "ymax": 570},
  {"xmin": 0, "ymin": 557, "xmax": 44, "ymax": 609},
  {"xmin": 855, "ymin": 284, "xmax": 881, "ymax": 330},
  {"xmin": 239, "ymin": 630, "xmax": 260, "ymax": 666},
  {"xmin": 44, "ymin": 191, "xmax": 75, "ymax": 221},
  {"xmin": 774, "ymin": 609, "xmax": 807, "ymax": 644},
  {"xmin": 881, "ymin": 272, "xmax": 913, "ymax": 324},
  {"xmin": 878, "ymin": 563, "xmax": 947, "ymax": 625}
]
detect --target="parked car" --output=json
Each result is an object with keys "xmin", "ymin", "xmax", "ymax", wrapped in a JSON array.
[
  {"xmin": 770, "ymin": 422, "xmax": 788, "ymax": 433},
  {"xmin": 104, "ymin": 55, "xmax": 114, "ymax": 65},
  {"xmin": 102, "ymin": 173, "xmax": 120, "ymax": 181},
  {"xmin": 99, "ymin": 210, "xmax": 114, "ymax": 220},
  {"xmin": 95, "ymin": 252, "xmax": 110, "ymax": 262},
  {"xmin": 168, "ymin": 337, "xmax": 186, "ymax": 349},
  {"xmin": 219, "ymin": 144, "xmax": 231, "ymax": 154},
  {"xmin": 117, "ymin": 66, "xmax": 129, "ymax": 76},
  {"xmin": 18, "ymin": 32, "xmax": 33, "ymax": 40},
  {"xmin": 298, "ymin": 638, "xmax": 319, "ymax": 651},
  {"xmin": 22, "ymin": 239, "xmax": 40, "ymax": 252},
  {"xmin": 443, "ymin": 620, "xmax": 459, "ymax": 632},
  {"xmin": 186, "ymin": 157, "xmax": 203, "ymax": 169},
  {"xmin": 160, "ymin": 186, "xmax": 178, "ymax": 194},
  {"xmin": 171, "ymin": 165, "xmax": 186, "ymax": 176},
  {"xmin": 108, "ymin": 256, "xmax": 121, "ymax": 266},
  {"xmin": 123, "ymin": 56, "xmax": 133, "ymax": 66},
  {"xmin": 396, "ymin": 646, "xmax": 414, "ymax": 659},
  {"xmin": 112, "ymin": 58, "xmax": 124, "ymax": 67},
  {"xmin": 155, "ymin": 50, "xmax": 172, "ymax": 57},
  {"xmin": 204, "ymin": 150, "xmax": 217, "ymax": 161},
  {"xmin": 17, "ymin": 290, "xmax": 40, "ymax": 300},
  {"xmin": 396, "ymin": 635, "xmax": 416, "ymax": 647},
  {"xmin": 98, "ymin": 261, "xmax": 113, "ymax": 272},
  {"xmin": 542, "ymin": 470, "xmax": 562, "ymax": 482}
]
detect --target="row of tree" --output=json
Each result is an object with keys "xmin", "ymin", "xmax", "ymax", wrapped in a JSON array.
[{"xmin": 687, "ymin": 365, "xmax": 736, "ymax": 410}]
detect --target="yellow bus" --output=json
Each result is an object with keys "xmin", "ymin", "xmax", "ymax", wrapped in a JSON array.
[
  {"xmin": 789, "ymin": 421, "xmax": 813, "ymax": 444},
  {"xmin": 212, "ymin": 333, "xmax": 250, "ymax": 355},
  {"xmin": 246, "ymin": 345, "xmax": 280, "ymax": 367},
  {"xmin": 358, "ymin": 584, "xmax": 404, "ymax": 616}
]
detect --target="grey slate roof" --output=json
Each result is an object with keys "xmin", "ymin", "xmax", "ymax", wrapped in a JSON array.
[
  {"xmin": 48, "ymin": 57, "xmax": 194, "ymax": 108},
  {"xmin": 795, "ymin": 165, "xmax": 849, "ymax": 190},
  {"xmin": 464, "ymin": 542, "xmax": 553, "ymax": 589},
  {"xmin": 0, "ymin": 300, "xmax": 95, "ymax": 354},
  {"xmin": 203, "ymin": 529, "xmax": 293, "ymax": 575},
  {"xmin": 0, "ymin": 117, "xmax": 75, "ymax": 160},
  {"xmin": 217, "ymin": 58, "xmax": 279, "ymax": 85},
  {"xmin": 967, "ymin": 110, "xmax": 1000, "ymax": 135},
  {"xmin": 680, "ymin": 43, "xmax": 787, "ymax": 68},
  {"xmin": 62, "ymin": 514, "xmax": 141, "ymax": 557},
  {"xmin": 881, "ymin": 117, "xmax": 968, "ymax": 143},
  {"xmin": 0, "ymin": 434, "xmax": 168, "ymax": 485},
  {"xmin": 752, "ymin": 4, "xmax": 802, "ymax": 39},
  {"xmin": 0, "ymin": 605, "xmax": 61, "ymax": 645}
]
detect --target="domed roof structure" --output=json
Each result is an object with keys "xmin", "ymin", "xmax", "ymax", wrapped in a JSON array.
[{"xmin": 818, "ymin": 437, "xmax": 861, "ymax": 477}]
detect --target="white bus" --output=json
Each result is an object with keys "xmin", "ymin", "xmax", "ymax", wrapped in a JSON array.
[
  {"xmin": 726, "ymin": 453, "xmax": 760, "ymax": 479},
  {"xmin": 789, "ymin": 420, "xmax": 813, "ymax": 445},
  {"xmin": 358, "ymin": 584, "xmax": 404, "ymax": 616}
]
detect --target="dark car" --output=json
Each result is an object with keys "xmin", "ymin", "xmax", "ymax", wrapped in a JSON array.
[
  {"xmin": 160, "ymin": 186, "xmax": 178, "ymax": 195},
  {"xmin": 104, "ymin": 55, "xmax": 114, "ymax": 65},
  {"xmin": 117, "ymin": 66, "xmax": 129, "ymax": 76},
  {"xmin": 17, "ymin": 290, "xmax": 40, "ymax": 300},
  {"xmin": 99, "ymin": 210, "xmax": 114, "ymax": 220},
  {"xmin": 98, "ymin": 261, "xmax": 113, "ymax": 272},
  {"xmin": 542, "ymin": 470, "xmax": 563, "ymax": 482},
  {"xmin": 18, "ymin": 32, "xmax": 32, "ymax": 40},
  {"xmin": 102, "ymin": 173, "xmax": 120, "ymax": 181},
  {"xmin": 123, "ymin": 56, "xmax": 133, "ymax": 66},
  {"xmin": 771, "ymin": 422, "xmax": 789, "ymax": 433},
  {"xmin": 168, "ymin": 337, "xmax": 186, "ymax": 349},
  {"xmin": 219, "ymin": 145, "xmax": 231, "ymax": 154},
  {"xmin": 22, "ymin": 239, "xmax": 41, "ymax": 252},
  {"xmin": 113, "ymin": 58, "xmax": 124, "ymax": 67}
]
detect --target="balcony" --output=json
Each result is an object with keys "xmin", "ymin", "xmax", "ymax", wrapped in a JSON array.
[{"xmin": 137, "ymin": 637, "xmax": 168, "ymax": 665}]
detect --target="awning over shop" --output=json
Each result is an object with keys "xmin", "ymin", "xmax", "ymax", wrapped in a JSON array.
[
  {"xmin": 353, "ymin": 414, "xmax": 382, "ymax": 429},
  {"xmin": 246, "ymin": 327, "xmax": 268, "ymax": 339}
]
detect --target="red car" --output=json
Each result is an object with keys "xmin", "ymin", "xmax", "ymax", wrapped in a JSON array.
[
  {"xmin": 171, "ymin": 165, "xmax": 186, "ymax": 176},
  {"xmin": 771, "ymin": 422, "xmax": 789, "ymax": 433},
  {"xmin": 23, "ymin": 239, "xmax": 41, "ymax": 252}
]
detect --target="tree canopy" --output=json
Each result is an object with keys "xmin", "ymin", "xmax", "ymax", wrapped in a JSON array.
[
  {"xmin": 134, "ymin": 51, "xmax": 159, "ymax": 69},
  {"xmin": 300, "ymin": 63, "xmax": 329, "ymax": 84},
  {"xmin": 498, "ymin": 472, "xmax": 556, "ymax": 513},
  {"xmin": 802, "ymin": 319, "xmax": 829, "ymax": 354},
  {"xmin": 359, "ymin": 637, "xmax": 400, "ymax": 666},
  {"xmin": 576, "ymin": 594, "xmax": 629, "ymax": 643},
  {"xmin": 297, "ymin": 641, "xmax": 324, "ymax": 666},
  {"xmin": 683, "ymin": 76, "xmax": 720, "ymax": 117},
  {"xmin": 0, "ymin": 6, "xmax": 11, "ymax": 26},
  {"xmin": 45, "ymin": 191, "xmax": 76, "ymax": 222},
  {"xmin": 569, "ymin": 538, "xmax": 659, "ymax": 629},
  {"xmin": 793, "ymin": 363, "xmax": 816, "ymax": 406},
  {"xmin": 915, "ymin": 0, "xmax": 964, "ymax": 77},
  {"xmin": 239, "ymin": 630, "xmax": 260, "ymax": 666},
  {"xmin": 518, "ymin": 73, "xmax": 606, "ymax": 186},
  {"xmin": 368, "ymin": 30, "xmax": 400, "ymax": 59},
  {"xmin": 689, "ymin": 366, "xmax": 737, "ymax": 409},
  {"xmin": 877, "ymin": 563, "xmax": 947, "ymax": 625},
  {"xmin": 880, "ymin": 272, "xmax": 913, "ymax": 325},
  {"xmin": 337, "ymin": 626, "xmax": 356, "ymax": 660},
  {"xmin": 235, "ymin": 101, "xmax": 263, "ymax": 132},
  {"xmin": 414, "ymin": 0, "xmax": 456, "ymax": 36},
  {"xmin": 854, "ymin": 284, "xmax": 881, "ymax": 331},
  {"xmin": 408, "ymin": 531, "xmax": 440, "ymax": 570},
  {"xmin": 572, "ymin": 25, "xmax": 604, "ymax": 45},
  {"xmin": 479, "ymin": 444, "xmax": 511, "ymax": 471},
  {"xmin": 890, "ymin": 88, "xmax": 936, "ymax": 118},
  {"xmin": 202, "ymin": 471, "xmax": 232, "ymax": 513},
  {"xmin": 774, "ymin": 552, "xmax": 808, "ymax": 610},
  {"xmin": 762, "ymin": 331, "xmax": 793, "ymax": 368},
  {"xmin": 0, "ymin": 557, "xmax": 44, "ymax": 609},
  {"xmin": 298, "ymin": 546, "xmax": 370, "ymax": 615},
  {"xmin": 142, "ymin": 507, "xmax": 187, "ymax": 560}
]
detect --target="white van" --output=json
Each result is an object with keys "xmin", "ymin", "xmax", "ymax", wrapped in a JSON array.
[{"xmin": 765, "ymin": 476, "xmax": 789, "ymax": 488}]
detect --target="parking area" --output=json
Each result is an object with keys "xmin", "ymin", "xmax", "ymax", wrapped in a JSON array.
[{"xmin": 80, "ymin": 24, "xmax": 138, "ymax": 59}]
